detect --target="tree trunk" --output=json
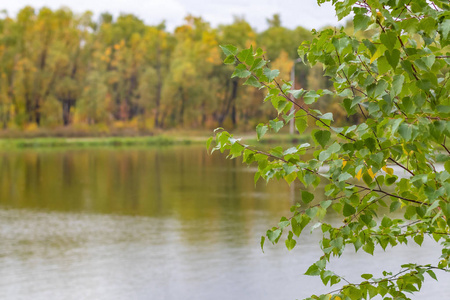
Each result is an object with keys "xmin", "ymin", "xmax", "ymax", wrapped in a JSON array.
[{"xmin": 218, "ymin": 79, "xmax": 238, "ymax": 126}]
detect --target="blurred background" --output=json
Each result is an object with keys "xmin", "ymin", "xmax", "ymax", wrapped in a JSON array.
[{"xmin": 0, "ymin": 1, "xmax": 353, "ymax": 136}]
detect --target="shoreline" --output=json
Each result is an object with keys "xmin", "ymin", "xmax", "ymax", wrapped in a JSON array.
[{"xmin": 0, "ymin": 133, "xmax": 310, "ymax": 149}]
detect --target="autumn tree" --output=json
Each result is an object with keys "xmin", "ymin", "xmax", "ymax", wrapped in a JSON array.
[
  {"xmin": 0, "ymin": 6, "xmax": 347, "ymax": 132},
  {"xmin": 162, "ymin": 16, "xmax": 221, "ymax": 127}
]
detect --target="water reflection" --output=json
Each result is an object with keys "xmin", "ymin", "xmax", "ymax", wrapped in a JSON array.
[
  {"xmin": 0, "ymin": 147, "xmax": 296, "ymax": 218},
  {"xmin": 0, "ymin": 146, "xmax": 448, "ymax": 299}
]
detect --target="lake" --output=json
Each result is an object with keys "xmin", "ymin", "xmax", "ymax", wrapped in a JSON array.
[{"xmin": 0, "ymin": 146, "xmax": 448, "ymax": 299}]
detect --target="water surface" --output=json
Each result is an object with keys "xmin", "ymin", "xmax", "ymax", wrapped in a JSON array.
[{"xmin": 0, "ymin": 146, "xmax": 448, "ymax": 299}]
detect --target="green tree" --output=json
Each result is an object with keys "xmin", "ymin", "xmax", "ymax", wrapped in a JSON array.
[{"xmin": 211, "ymin": 1, "xmax": 450, "ymax": 299}]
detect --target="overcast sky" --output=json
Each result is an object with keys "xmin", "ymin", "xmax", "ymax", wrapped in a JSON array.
[{"xmin": 2, "ymin": 0, "xmax": 347, "ymax": 32}]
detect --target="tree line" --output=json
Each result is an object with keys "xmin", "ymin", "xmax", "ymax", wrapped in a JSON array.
[{"xmin": 0, "ymin": 7, "xmax": 339, "ymax": 132}]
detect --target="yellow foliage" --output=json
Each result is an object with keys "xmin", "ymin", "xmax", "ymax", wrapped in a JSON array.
[
  {"xmin": 113, "ymin": 118, "xmax": 139, "ymax": 130},
  {"xmin": 382, "ymin": 165, "xmax": 394, "ymax": 175},
  {"xmin": 355, "ymin": 167, "xmax": 376, "ymax": 180},
  {"xmin": 24, "ymin": 122, "xmax": 39, "ymax": 132},
  {"xmin": 356, "ymin": 169, "xmax": 363, "ymax": 181},
  {"xmin": 370, "ymin": 45, "xmax": 384, "ymax": 63},
  {"xmin": 271, "ymin": 50, "xmax": 294, "ymax": 81}
]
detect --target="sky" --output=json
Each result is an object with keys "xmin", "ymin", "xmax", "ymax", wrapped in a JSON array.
[{"xmin": 2, "ymin": 0, "xmax": 348, "ymax": 32}]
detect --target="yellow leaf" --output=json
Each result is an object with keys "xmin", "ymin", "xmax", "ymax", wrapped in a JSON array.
[
  {"xmin": 342, "ymin": 159, "xmax": 347, "ymax": 167},
  {"xmin": 370, "ymin": 45, "xmax": 385, "ymax": 63},
  {"xmin": 368, "ymin": 168, "xmax": 377, "ymax": 179},
  {"xmin": 382, "ymin": 166, "xmax": 394, "ymax": 175},
  {"xmin": 356, "ymin": 169, "xmax": 363, "ymax": 181},
  {"xmin": 334, "ymin": 297, "xmax": 342, "ymax": 300}
]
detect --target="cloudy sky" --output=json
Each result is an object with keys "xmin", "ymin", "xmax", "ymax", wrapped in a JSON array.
[{"xmin": 2, "ymin": 0, "xmax": 347, "ymax": 31}]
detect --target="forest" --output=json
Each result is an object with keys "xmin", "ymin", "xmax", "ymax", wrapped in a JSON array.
[{"xmin": 0, "ymin": 7, "xmax": 347, "ymax": 134}]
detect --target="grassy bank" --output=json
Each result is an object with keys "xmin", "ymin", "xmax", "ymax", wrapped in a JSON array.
[
  {"xmin": 0, "ymin": 132, "xmax": 311, "ymax": 149},
  {"xmin": 0, "ymin": 136, "xmax": 195, "ymax": 149}
]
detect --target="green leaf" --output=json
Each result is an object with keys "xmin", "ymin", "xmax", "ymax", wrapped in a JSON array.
[
  {"xmin": 320, "ymin": 200, "xmax": 332, "ymax": 209},
  {"xmin": 385, "ymin": 49, "xmax": 400, "ymax": 69},
  {"xmin": 206, "ymin": 136, "xmax": 213, "ymax": 150},
  {"xmin": 314, "ymin": 130, "xmax": 331, "ymax": 148},
  {"xmin": 260, "ymin": 236, "xmax": 265, "ymax": 253},
  {"xmin": 437, "ymin": 105, "xmax": 450, "ymax": 114},
  {"xmin": 381, "ymin": 216, "xmax": 392, "ymax": 227},
  {"xmin": 269, "ymin": 119, "xmax": 284, "ymax": 133},
  {"xmin": 283, "ymin": 147, "xmax": 298, "ymax": 155},
  {"xmin": 267, "ymin": 229, "xmax": 281, "ymax": 244},
  {"xmin": 320, "ymin": 112, "xmax": 333, "ymax": 121},
  {"xmin": 364, "ymin": 137, "xmax": 376, "ymax": 152},
  {"xmin": 304, "ymin": 264, "xmax": 320, "ymax": 276},
  {"xmin": 439, "ymin": 18, "xmax": 450, "ymax": 40},
  {"xmin": 390, "ymin": 201, "xmax": 401, "ymax": 212},
  {"xmin": 302, "ymin": 191, "xmax": 314, "ymax": 204},
  {"xmin": 237, "ymin": 47, "xmax": 254, "ymax": 65},
  {"xmin": 305, "ymin": 206, "xmax": 319, "ymax": 219},
  {"xmin": 391, "ymin": 74, "xmax": 405, "ymax": 97},
  {"xmin": 354, "ymin": 13, "xmax": 370, "ymax": 32},
  {"xmin": 263, "ymin": 68, "xmax": 280, "ymax": 82},
  {"xmin": 220, "ymin": 45, "xmax": 238, "ymax": 56},
  {"xmin": 304, "ymin": 91, "xmax": 321, "ymax": 104},
  {"xmin": 377, "ymin": 56, "xmax": 390, "ymax": 74},
  {"xmin": 332, "ymin": 36, "xmax": 350, "ymax": 54},
  {"xmin": 229, "ymin": 142, "xmax": 244, "ymax": 158},
  {"xmin": 272, "ymin": 98, "xmax": 289, "ymax": 114},
  {"xmin": 224, "ymin": 55, "xmax": 236, "ymax": 64},
  {"xmin": 427, "ymin": 270, "xmax": 438, "ymax": 281},
  {"xmin": 330, "ymin": 236, "xmax": 344, "ymax": 251},
  {"xmin": 295, "ymin": 117, "xmax": 308, "ymax": 134},
  {"xmin": 256, "ymin": 124, "xmax": 268, "ymax": 140},
  {"xmin": 380, "ymin": 31, "xmax": 398, "ymax": 51},
  {"xmin": 343, "ymin": 203, "xmax": 356, "ymax": 217},
  {"xmin": 414, "ymin": 235, "xmax": 424, "ymax": 246},
  {"xmin": 319, "ymin": 150, "xmax": 331, "ymax": 162},
  {"xmin": 445, "ymin": 160, "xmax": 450, "ymax": 173},
  {"xmin": 279, "ymin": 218, "xmax": 290, "ymax": 229},
  {"xmin": 421, "ymin": 55, "xmax": 435, "ymax": 69},
  {"xmin": 338, "ymin": 172, "xmax": 352, "ymax": 182},
  {"xmin": 285, "ymin": 231, "xmax": 297, "ymax": 251},
  {"xmin": 419, "ymin": 17, "xmax": 436, "ymax": 36},
  {"xmin": 288, "ymin": 89, "xmax": 305, "ymax": 98},
  {"xmin": 231, "ymin": 64, "xmax": 251, "ymax": 78},
  {"xmin": 285, "ymin": 238, "xmax": 296, "ymax": 250},
  {"xmin": 363, "ymin": 241, "xmax": 374, "ymax": 255},
  {"xmin": 250, "ymin": 58, "xmax": 266, "ymax": 71},
  {"xmin": 368, "ymin": 79, "xmax": 388, "ymax": 98},
  {"xmin": 243, "ymin": 76, "xmax": 261, "ymax": 88},
  {"xmin": 398, "ymin": 123, "xmax": 412, "ymax": 141},
  {"xmin": 291, "ymin": 217, "xmax": 301, "ymax": 237}
]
